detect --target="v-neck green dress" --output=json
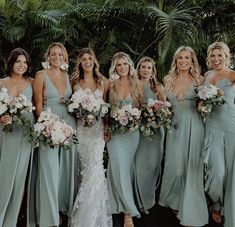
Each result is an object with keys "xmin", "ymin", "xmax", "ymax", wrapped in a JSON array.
[
  {"xmin": 107, "ymin": 97, "xmax": 140, "ymax": 217},
  {"xmin": 203, "ymin": 78, "xmax": 235, "ymax": 227},
  {"xmin": 159, "ymin": 84, "xmax": 208, "ymax": 226},
  {"xmin": 0, "ymin": 83, "xmax": 34, "ymax": 227},
  {"xmin": 134, "ymin": 84, "xmax": 164, "ymax": 213},
  {"xmin": 34, "ymin": 71, "xmax": 77, "ymax": 226}
]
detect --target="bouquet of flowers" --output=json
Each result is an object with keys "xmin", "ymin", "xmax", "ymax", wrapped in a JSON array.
[
  {"xmin": 33, "ymin": 108, "xmax": 78, "ymax": 149},
  {"xmin": 109, "ymin": 103, "xmax": 141, "ymax": 134},
  {"xmin": 196, "ymin": 84, "xmax": 225, "ymax": 122},
  {"xmin": 67, "ymin": 88, "xmax": 110, "ymax": 127},
  {"xmin": 140, "ymin": 99, "xmax": 172, "ymax": 140},
  {"xmin": 0, "ymin": 87, "xmax": 35, "ymax": 132}
]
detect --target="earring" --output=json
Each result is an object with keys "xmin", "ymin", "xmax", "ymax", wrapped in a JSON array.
[
  {"xmin": 60, "ymin": 62, "xmax": 69, "ymax": 71},
  {"xmin": 110, "ymin": 72, "xmax": 120, "ymax": 80},
  {"xmin": 42, "ymin": 59, "xmax": 50, "ymax": 69}
]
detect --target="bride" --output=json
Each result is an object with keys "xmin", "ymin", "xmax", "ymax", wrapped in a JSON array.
[{"xmin": 70, "ymin": 47, "xmax": 112, "ymax": 227}]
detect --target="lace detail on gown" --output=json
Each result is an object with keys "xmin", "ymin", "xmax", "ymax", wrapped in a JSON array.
[{"xmin": 71, "ymin": 86, "xmax": 112, "ymax": 227}]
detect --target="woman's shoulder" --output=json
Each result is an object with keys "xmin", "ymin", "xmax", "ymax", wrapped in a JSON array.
[
  {"xmin": 34, "ymin": 70, "xmax": 46, "ymax": 79},
  {"xmin": 0, "ymin": 76, "xmax": 9, "ymax": 86}
]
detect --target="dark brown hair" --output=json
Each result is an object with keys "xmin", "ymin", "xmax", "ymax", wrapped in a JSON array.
[{"xmin": 5, "ymin": 47, "xmax": 31, "ymax": 78}]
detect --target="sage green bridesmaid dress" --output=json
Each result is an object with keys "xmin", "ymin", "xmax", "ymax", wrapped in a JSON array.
[
  {"xmin": 107, "ymin": 97, "xmax": 140, "ymax": 217},
  {"xmin": 159, "ymin": 84, "xmax": 208, "ymax": 226},
  {"xmin": 134, "ymin": 84, "xmax": 164, "ymax": 213},
  {"xmin": 0, "ymin": 84, "xmax": 34, "ymax": 227},
  {"xmin": 35, "ymin": 71, "xmax": 77, "ymax": 226},
  {"xmin": 203, "ymin": 78, "xmax": 235, "ymax": 227}
]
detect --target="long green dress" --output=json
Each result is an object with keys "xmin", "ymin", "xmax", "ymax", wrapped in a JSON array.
[
  {"xmin": 134, "ymin": 84, "xmax": 164, "ymax": 213},
  {"xmin": 107, "ymin": 97, "xmax": 140, "ymax": 217},
  {"xmin": 203, "ymin": 78, "xmax": 235, "ymax": 227},
  {"xmin": 159, "ymin": 84, "xmax": 208, "ymax": 226},
  {"xmin": 0, "ymin": 83, "xmax": 34, "ymax": 227},
  {"xmin": 35, "ymin": 71, "xmax": 77, "ymax": 226}
]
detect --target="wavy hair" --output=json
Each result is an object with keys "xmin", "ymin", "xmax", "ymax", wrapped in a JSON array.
[
  {"xmin": 109, "ymin": 52, "xmax": 142, "ymax": 107},
  {"xmin": 44, "ymin": 42, "xmax": 68, "ymax": 64},
  {"xmin": 164, "ymin": 46, "xmax": 201, "ymax": 92},
  {"xmin": 206, "ymin": 41, "xmax": 231, "ymax": 69},
  {"xmin": 136, "ymin": 56, "xmax": 161, "ymax": 93},
  {"xmin": 5, "ymin": 47, "xmax": 31, "ymax": 78},
  {"xmin": 71, "ymin": 48, "xmax": 103, "ymax": 89}
]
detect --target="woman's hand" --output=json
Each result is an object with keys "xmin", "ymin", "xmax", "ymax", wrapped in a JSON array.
[
  {"xmin": 104, "ymin": 125, "xmax": 111, "ymax": 142},
  {"xmin": 198, "ymin": 100, "xmax": 204, "ymax": 112},
  {"xmin": 0, "ymin": 115, "xmax": 11, "ymax": 125}
]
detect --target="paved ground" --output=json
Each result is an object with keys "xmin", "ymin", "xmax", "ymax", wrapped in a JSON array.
[
  {"xmin": 17, "ymin": 202, "xmax": 224, "ymax": 227},
  {"xmin": 111, "ymin": 203, "xmax": 224, "ymax": 227}
]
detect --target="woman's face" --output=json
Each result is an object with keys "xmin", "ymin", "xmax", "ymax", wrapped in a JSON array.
[
  {"xmin": 48, "ymin": 46, "xmax": 65, "ymax": 68},
  {"xmin": 139, "ymin": 61, "xmax": 153, "ymax": 80},
  {"xmin": 115, "ymin": 57, "xmax": 130, "ymax": 77},
  {"xmin": 80, "ymin": 53, "xmax": 94, "ymax": 73},
  {"xmin": 210, "ymin": 48, "xmax": 226, "ymax": 70},
  {"xmin": 13, "ymin": 55, "xmax": 28, "ymax": 76},
  {"xmin": 176, "ymin": 50, "xmax": 193, "ymax": 72}
]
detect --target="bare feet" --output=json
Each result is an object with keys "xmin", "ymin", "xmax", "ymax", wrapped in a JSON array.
[
  {"xmin": 124, "ymin": 214, "xmax": 134, "ymax": 227},
  {"xmin": 212, "ymin": 209, "xmax": 222, "ymax": 223}
]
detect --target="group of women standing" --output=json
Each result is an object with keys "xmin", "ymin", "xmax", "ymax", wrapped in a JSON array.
[{"xmin": 0, "ymin": 40, "xmax": 234, "ymax": 227}]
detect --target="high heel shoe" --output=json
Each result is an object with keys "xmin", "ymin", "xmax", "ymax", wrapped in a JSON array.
[{"xmin": 124, "ymin": 214, "xmax": 134, "ymax": 227}]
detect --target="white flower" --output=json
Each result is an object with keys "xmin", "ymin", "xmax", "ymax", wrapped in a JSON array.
[
  {"xmin": 34, "ymin": 122, "xmax": 45, "ymax": 133},
  {"xmin": 38, "ymin": 108, "xmax": 52, "ymax": 122},
  {"xmin": 0, "ymin": 103, "xmax": 8, "ymax": 115}
]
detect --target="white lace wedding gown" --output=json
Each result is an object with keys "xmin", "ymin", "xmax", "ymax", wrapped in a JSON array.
[{"xmin": 71, "ymin": 87, "xmax": 112, "ymax": 227}]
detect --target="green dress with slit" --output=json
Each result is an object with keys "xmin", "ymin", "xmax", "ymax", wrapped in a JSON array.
[
  {"xmin": 159, "ymin": 84, "xmax": 208, "ymax": 226},
  {"xmin": 203, "ymin": 78, "xmax": 235, "ymax": 227},
  {"xmin": 34, "ymin": 71, "xmax": 77, "ymax": 227}
]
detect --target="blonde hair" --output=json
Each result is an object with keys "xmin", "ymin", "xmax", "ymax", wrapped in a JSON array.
[
  {"xmin": 44, "ymin": 42, "xmax": 68, "ymax": 63},
  {"xmin": 71, "ymin": 47, "xmax": 103, "ymax": 89},
  {"xmin": 109, "ymin": 52, "xmax": 142, "ymax": 107},
  {"xmin": 136, "ymin": 56, "xmax": 161, "ymax": 93},
  {"xmin": 164, "ymin": 46, "xmax": 201, "ymax": 92},
  {"xmin": 206, "ymin": 41, "xmax": 231, "ymax": 69}
]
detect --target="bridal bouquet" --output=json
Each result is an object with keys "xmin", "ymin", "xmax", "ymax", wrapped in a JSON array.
[
  {"xmin": 33, "ymin": 108, "xmax": 78, "ymax": 149},
  {"xmin": 140, "ymin": 99, "xmax": 172, "ymax": 140},
  {"xmin": 109, "ymin": 103, "xmax": 141, "ymax": 134},
  {"xmin": 196, "ymin": 84, "xmax": 225, "ymax": 122},
  {"xmin": 0, "ymin": 87, "xmax": 35, "ymax": 132},
  {"xmin": 67, "ymin": 88, "xmax": 110, "ymax": 127}
]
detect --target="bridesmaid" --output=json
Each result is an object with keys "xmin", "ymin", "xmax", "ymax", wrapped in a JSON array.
[
  {"xmin": 0, "ymin": 48, "xmax": 34, "ymax": 226},
  {"xmin": 106, "ymin": 52, "xmax": 143, "ymax": 227},
  {"xmin": 134, "ymin": 57, "xmax": 166, "ymax": 213},
  {"xmin": 33, "ymin": 42, "xmax": 77, "ymax": 226},
  {"xmin": 158, "ymin": 46, "xmax": 208, "ymax": 227},
  {"xmin": 202, "ymin": 42, "xmax": 235, "ymax": 227}
]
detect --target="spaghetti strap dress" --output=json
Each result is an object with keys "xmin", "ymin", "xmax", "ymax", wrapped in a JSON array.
[
  {"xmin": 203, "ymin": 78, "xmax": 235, "ymax": 227},
  {"xmin": 0, "ymin": 83, "xmax": 34, "ymax": 227},
  {"xmin": 159, "ymin": 84, "xmax": 208, "ymax": 226},
  {"xmin": 107, "ymin": 96, "xmax": 140, "ymax": 218},
  {"xmin": 134, "ymin": 84, "xmax": 164, "ymax": 213},
  {"xmin": 35, "ymin": 71, "xmax": 77, "ymax": 226}
]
